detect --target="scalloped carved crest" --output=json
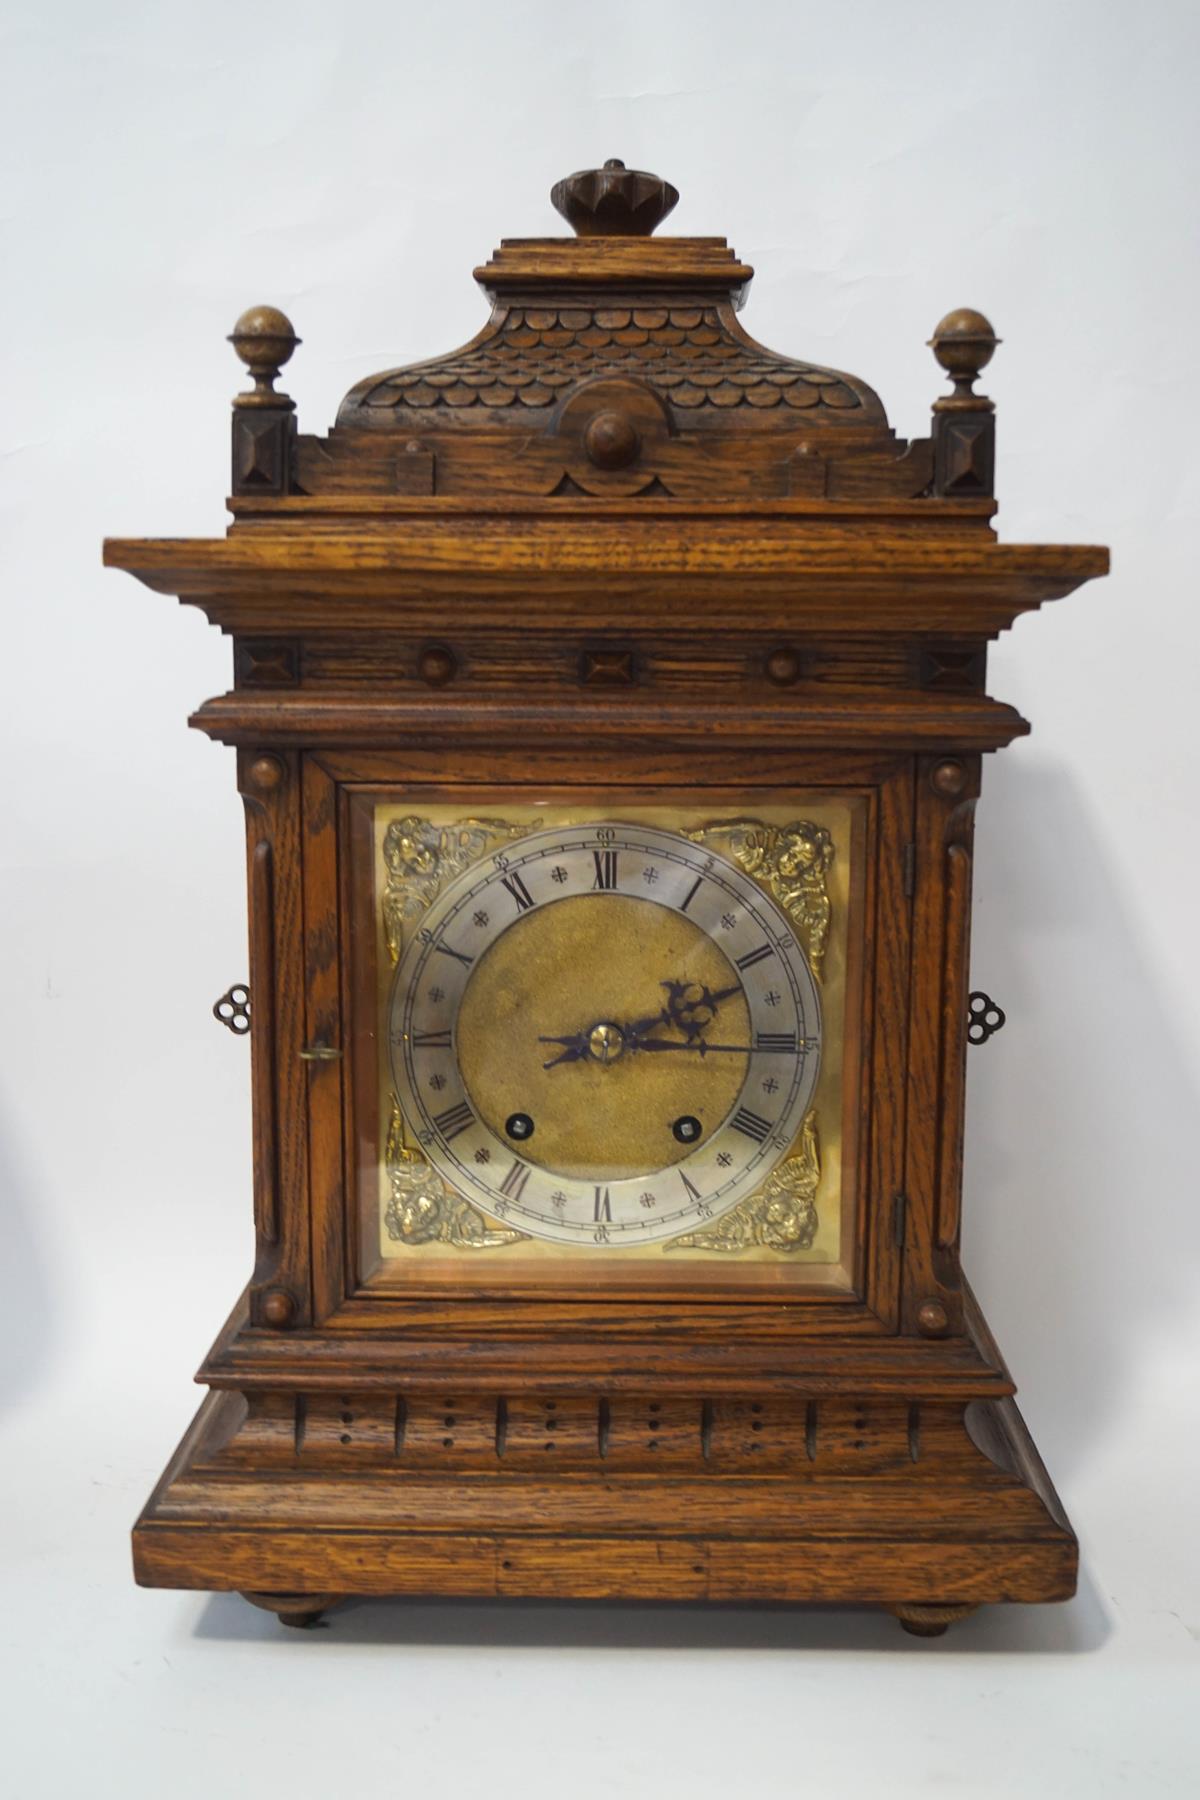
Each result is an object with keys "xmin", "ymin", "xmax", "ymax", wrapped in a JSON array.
[{"xmin": 354, "ymin": 306, "xmax": 865, "ymax": 418}]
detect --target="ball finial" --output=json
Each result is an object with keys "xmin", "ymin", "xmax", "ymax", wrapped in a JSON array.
[
  {"xmin": 228, "ymin": 305, "xmax": 299, "ymax": 409},
  {"xmin": 928, "ymin": 308, "xmax": 999, "ymax": 411}
]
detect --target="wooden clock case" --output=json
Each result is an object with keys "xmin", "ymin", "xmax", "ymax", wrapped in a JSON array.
[{"xmin": 105, "ymin": 160, "xmax": 1107, "ymax": 1635}]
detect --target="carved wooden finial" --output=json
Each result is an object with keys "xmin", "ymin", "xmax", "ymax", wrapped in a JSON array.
[
  {"xmin": 228, "ymin": 305, "xmax": 299, "ymax": 410},
  {"xmin": 550, "ymin": 159, "xmax": 680, "ymax": 237},
  {"xmin": 928, "ymin": 308, "xmax": 999, "ymax": 413}
]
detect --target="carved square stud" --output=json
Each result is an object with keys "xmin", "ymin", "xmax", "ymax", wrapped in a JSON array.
[
  {"xmin": 579, "ymin": 647, "xmax": 637, "ymax": 688},
  {"xmin": 918, "ymin": 643, "xmax": 986, "ymax": 692},
  {"xmin": 935, "ymin": 415, "xmax": 995, "ymax": 496},
  {"xmin": 232, "ymin": 410, "xmax": 293, "ymax": 494},
  {"xmin": 234, "ymin": 639, "xmax": 301, "ymax": 687}
]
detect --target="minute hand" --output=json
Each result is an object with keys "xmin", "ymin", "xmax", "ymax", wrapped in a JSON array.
[{"xmin": 630, "ymin": 1038, "xmax": 751, "ymax": 1055}]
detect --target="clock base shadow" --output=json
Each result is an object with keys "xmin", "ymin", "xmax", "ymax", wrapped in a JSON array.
[{"xmin": 191, "ymin": 1567, "xmax": 1109, "ymax": 1655}]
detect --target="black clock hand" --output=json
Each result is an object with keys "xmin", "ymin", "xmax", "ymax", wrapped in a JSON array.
[
  {"xmin": 629, "ymin": 1037, "xmax": 751, "ymax": 1056},
  {"xmin": 621, "ymin": 1003, "xmax": 674, "ymax": 1039},
  {"xmin": 709, "ymin": 984, "xmax": 744, "ymax": 1006},
  {"xmin": 537, "ymin": 1032, "xmax": 590, "ymax": 1069},
  {"xmin": 540, "ymin": 1003, "xmax": 674, "ymax": 1067},
  {"xmin": 541, "ymin": 973, "xmax": 749, "ymax": 1069},
  {"xmin": 658, "ymin": 978, "xmax": 745, "ymax": 1042}
]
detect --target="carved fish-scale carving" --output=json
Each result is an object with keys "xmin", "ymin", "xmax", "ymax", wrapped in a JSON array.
[{"xmin": 349, "ymin": 306, "xmax": 869, "ymax": 418}]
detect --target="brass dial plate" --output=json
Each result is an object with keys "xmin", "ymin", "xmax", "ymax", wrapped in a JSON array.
[
  {"xmin": 389, "ymin": 823, "xmax": 821, "ymax": 1248},
  {"xmin": 366, "ymin": 795, "xmax": 862, "ymax": 1282}
]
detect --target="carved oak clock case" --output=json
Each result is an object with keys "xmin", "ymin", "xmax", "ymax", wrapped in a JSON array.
[{"xmin": 105, "ymin": 160, "xmax": 1107, "ymax": 1635}]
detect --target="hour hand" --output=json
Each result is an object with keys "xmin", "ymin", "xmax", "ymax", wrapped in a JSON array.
[
  {"xmin": 659, "ymin": 978, "xmax": 743, "ymax": 1041},
  {"xmin": 538, "ymin": 1032, "xmax": 589, "ymax": 1070}
]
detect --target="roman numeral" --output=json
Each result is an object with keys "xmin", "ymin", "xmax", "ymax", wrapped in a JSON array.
[
  {"xmin": 731, "ymin": 1107, "xmax": 772, "ymax": 1143},
  {"xmin": 412, "ymin": 1029, "xmax": 451, "ymax": 1049},
  {"xmin": 500, "ymin": 871, "xmax": 535, "ymax": 912},
  {"xmin": 679, "ymin": 1169, "xmax": 703, "ymax": 1202},
  {"xmin": 434, "ymin": 942, "xmax": 474, "ymax": 969},
  {"xmin": 593, "ymin": 1186, "xmax": 612, "ymax": 1222},
  {"xmin": 431, "ymin": 1100, "xmax": 474, "ymax": 1141},
  {"xmin": 680, "ymin": 876, "xmax": 702, "ymax": 913},
  {"xmin": 592, "ymin": 850, "xmax": 619, "ymax": 890},
  {"xmin": 499, "ymin": 1160, "xmax": 530, "ymax": 1201},
  {"xmin": 756, "ymin": 1031, "xmax": 797, "ymax": 1053},
  {"xmin": 735, "ymin": 944, "xmax": 774, "ymax": 971}
]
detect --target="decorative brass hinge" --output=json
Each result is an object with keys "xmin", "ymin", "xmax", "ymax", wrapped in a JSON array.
[{"xmin": 299, "ymin": 1042, "xmax": 343, "ymax": 1063}]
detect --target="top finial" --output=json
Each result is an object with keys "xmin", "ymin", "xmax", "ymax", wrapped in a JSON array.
[
  {"xmin": 228, "ymin": 305, "xmax": 299, "ymax": 410},
  {"xmin": 550, "ymin": 160, "xmax": 680, "ymax": 237},
  {"xmin": 928, "ymin": 308, "xmax": 999, "ymax": 412}
]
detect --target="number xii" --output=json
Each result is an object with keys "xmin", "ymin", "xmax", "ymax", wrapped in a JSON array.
[{"xmin": 592, "ymin": 850, "xmax": 618, "ymax": 890}]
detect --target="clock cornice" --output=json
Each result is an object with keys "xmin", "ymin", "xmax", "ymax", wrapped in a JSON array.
[{"xmin": 104, "ymin": 523, "xmax": 1106, "ymax": 621}]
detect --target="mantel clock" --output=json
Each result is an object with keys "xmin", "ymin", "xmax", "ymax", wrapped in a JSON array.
[{"xmin": 106, "ymin": 158, "xmax": 1107, "ymax": 1635}]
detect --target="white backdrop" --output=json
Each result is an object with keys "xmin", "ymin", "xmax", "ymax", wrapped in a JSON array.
[{"xmin": 2, "ymin": 2, "xmax": 1198, "ymax": 1794}]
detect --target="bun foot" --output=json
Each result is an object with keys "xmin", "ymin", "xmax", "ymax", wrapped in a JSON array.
[
  {"xmin": 240, "ymin": 1590, "xmax": 343, "ymax": 1629},
  {"xmin": 891, "ymin": 1602, "xmax": 977, "ymax": 1638}
]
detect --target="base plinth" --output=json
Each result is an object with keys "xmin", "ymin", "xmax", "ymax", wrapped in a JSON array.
[{"xmin": 134, "ymin": 1366, "xmax": 1076, "ymax": 1627}]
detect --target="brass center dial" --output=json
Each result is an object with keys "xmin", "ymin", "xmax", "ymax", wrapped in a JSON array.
[{"xmin": 456, "ymin": 893, "xmax": 750, "ymax": 1181}]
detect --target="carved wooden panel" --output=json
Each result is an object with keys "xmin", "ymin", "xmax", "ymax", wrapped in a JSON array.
[
  {"xmin": 238, "ymin": 749, "xmax": 311, "ymax": 1329},
  {"xmin": 204, "ymin": 1390, "xmax": 991, "ymax": 1478},
  {"xmin": 283, "ymin": 632, "xmax": 941, "ymax": 694}
]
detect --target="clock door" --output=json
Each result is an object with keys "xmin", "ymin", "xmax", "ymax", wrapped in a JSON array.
[{"xmin": 305, "ymin": 752, "xmax": 913, "ymax": 1322}]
